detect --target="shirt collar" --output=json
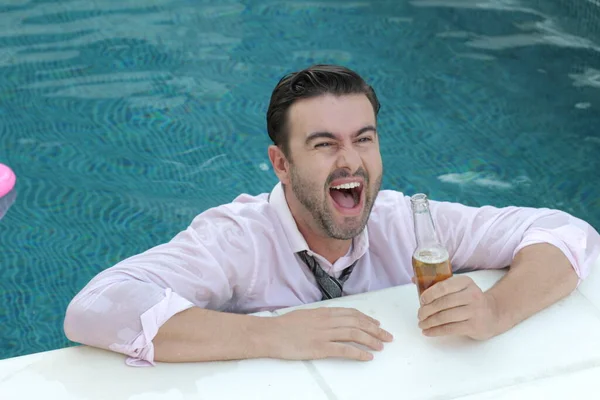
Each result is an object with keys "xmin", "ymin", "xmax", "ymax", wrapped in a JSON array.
[{"xmin": 268, "ymin": 182, "xmax": 370, "ymax": 260}]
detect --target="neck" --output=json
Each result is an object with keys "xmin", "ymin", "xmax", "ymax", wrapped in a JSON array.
[
  {"xmin": 284, "ymin": 187, "xmax": 351, "ymax": 264},
  {"xmin": 296, "ymin": 220, "xmax": 351, "ymax": 264}
]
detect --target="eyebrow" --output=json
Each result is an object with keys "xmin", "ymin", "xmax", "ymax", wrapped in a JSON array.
[{"xmin": 305, "ymin": 125, "xmax": 377, "ymax": 145}]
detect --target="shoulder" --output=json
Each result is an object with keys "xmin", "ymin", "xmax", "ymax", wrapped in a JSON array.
[
  {"xmin": 187, "ymin": 191, "xmax": 277, "ymax": 236},
  {"xmin": 373, "ymin": 189, "xmax": 409, "ymax": 206},
  {"xmin": 369, "ymin": 190, "xmax": 481, "ymax": 223},
  {"xmin": 366, "ymin": 189, "xmax": 413, "ymax": 234},
  {"xmin": 371, "ymin": 189, "xmax": 479, "ymax": 215},
  {"xmin": 371, "ymin": 189, "xmax": 410, "ymax": 217}
]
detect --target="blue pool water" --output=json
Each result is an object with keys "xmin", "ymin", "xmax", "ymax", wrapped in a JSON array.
[{"xmin": 1, "ymin": 0, "xmax": 599, "ymax": 360}]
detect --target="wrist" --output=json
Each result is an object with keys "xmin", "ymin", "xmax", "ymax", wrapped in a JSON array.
[
  {"xmin": 245, "ymin": 315, "xmax": 278, "ymax": 359},
  {"xmin": 485, "ymin": 291, "xmax": 510, "ymax": 337}
]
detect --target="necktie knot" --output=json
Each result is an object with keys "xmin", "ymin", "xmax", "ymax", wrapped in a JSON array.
[{"xmin": 298, "ymin": 250, "xmax": 358, "ymax": 300}]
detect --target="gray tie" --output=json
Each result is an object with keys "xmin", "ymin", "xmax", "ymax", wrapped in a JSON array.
[{"xmin": 298, "ymin": 250, "xmax": 358, "ymax": 300}]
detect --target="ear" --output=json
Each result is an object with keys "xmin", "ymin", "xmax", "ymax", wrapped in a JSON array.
[{"xmin": 268, "ymin": 145, "xmax": 291, "ymax": 185}]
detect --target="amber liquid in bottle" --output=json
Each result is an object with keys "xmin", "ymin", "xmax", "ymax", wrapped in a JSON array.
[{"xmin": 410, "ymin": 194, "xmax": 453, "ymax": 297}]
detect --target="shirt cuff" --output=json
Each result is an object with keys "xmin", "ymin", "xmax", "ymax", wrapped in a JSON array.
[{"xmin": 109, "ymin": 288, "xmax": 194, "ymax": 367}]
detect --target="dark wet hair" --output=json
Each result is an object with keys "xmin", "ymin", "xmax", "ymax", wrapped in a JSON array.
[{"xmin": 266, "ymin": 64, "xmax": 381, "ymax": 158}]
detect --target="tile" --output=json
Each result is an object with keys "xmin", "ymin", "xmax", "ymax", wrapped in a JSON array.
[
  {"xmin": 453, "ymin": 366, "xmax": 600, "ymax": 400},
  {"xmin": 0, "ymin": 343, "xmax": 329, "ymax": 400},
  {"xmin": 277, "ymin": 270, "xmax": 600, "ymax": 400}
]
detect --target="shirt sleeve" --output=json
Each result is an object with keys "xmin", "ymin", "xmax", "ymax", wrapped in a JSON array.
[
  {"xmin": 417, "ymin": 197, "xmax": 600, "ymax": 281},
  {"xmin": 63, "ymin": 203, "xmax": 263, "ymax": 367}
]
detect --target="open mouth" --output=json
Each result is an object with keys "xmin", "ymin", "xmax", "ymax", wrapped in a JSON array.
[{"xmin": 329, "ymin": 182, "xmax": 364, "ymax": 213}]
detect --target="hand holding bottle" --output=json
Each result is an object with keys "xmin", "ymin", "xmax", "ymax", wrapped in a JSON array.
[{"xmin": 415, "ymin": 275, "xmax": 501, "ymax": 340}]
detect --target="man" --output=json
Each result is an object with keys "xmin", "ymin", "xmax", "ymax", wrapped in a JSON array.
[{"xmin": 64, "ymin": 65, "xmax": 600, "ymax": 367}]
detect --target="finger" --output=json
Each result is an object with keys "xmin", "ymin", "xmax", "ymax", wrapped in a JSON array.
[
  {"xmin": 336, "ymin": 316, "xmax": 394, "ymax": 342},
  {"xmin": 324, "ymin": 307, "xmax": 381, "ymax": 326},
  {"xmin": 420, "ymin": 275, "xmax": 474, "ymax": 305},
  {"xmin": 422, "ymin": 321, "xmax": 471, "ymax": 337},
  {"xmin": 324, "ymin": 342, "xmax": 374, "ymax": 361},
  {"xmin": 331, "ymin": 327, "xmax": 384, "ymax": 351},
  {"xmin": 418, "ymin": 288, "xmax": 472, "ymax": 321},
  {"xmin": 418, "ymin": 306, "xmax": 470, "ymax": 330}
]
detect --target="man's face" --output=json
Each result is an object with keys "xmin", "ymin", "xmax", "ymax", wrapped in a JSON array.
[{"xmin": 283, "ymin": 93, "xmax": 383, "ymax": 240}]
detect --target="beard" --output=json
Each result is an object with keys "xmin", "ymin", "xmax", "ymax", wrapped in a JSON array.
[{"xmin": 289, "ymin": 164, "xmax": 382, "ymax": 240}]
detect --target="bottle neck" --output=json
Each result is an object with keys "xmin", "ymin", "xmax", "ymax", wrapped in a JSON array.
[
  {"xmin": 413, "ymin": 209, "xmax": 440, "ymax": 249},
  {"xmin": 411, "ymin": 195, "xmax": 441, "ymax": 249}
]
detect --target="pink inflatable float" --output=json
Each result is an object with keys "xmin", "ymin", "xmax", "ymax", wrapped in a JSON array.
[
  {"xmin": 0, "ymin": 163, "xmax": 16, "ymax": 197},
  {"xmin": 0, "ymin": 163, "xmax": 16, "ymax": 219}
]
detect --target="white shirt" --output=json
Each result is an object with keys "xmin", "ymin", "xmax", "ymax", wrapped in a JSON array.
[{"xmin": 63, "ymin": 183, "xmax": 600, "ymax": 366}]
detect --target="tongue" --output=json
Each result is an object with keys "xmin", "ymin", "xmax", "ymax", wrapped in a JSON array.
[{"xmin": 330, "ymin": 189, "xmax": 355, "ymax": 209}]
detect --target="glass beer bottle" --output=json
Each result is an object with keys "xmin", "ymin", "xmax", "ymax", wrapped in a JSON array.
[{"xmin": 410, "ymin": 193, "xmax": 453, "ymax": 297}]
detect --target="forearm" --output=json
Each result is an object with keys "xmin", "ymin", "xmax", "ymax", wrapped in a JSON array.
[
  {"xmin": 486, "ymin": 243, "xmax": 579, "ymax": 335},
  {"xmin": 153, "ymin": 307, "xmax": 272, "ymax": 363}
]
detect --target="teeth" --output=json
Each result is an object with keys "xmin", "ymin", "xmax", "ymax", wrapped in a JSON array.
[{"xmin": 331, "ymin": 182, "xmax": 361, "ymax": 190}]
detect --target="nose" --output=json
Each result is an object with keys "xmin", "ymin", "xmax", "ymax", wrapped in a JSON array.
[{"xmin": 334, "ymin": 143, "xmax": 362, "ymax": 173}]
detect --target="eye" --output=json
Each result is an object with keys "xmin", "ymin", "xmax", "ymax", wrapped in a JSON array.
[
  {"xmin": 315, "ymin": 142, "xmax": 333, "ymax": 148},
  {"xmin": 357, "ymin": 136, "xmax": 373, "ymax": 143}
]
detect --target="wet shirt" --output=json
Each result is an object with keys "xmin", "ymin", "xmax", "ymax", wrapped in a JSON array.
[{"xmin": 64, "ymin": 183, "xmax": 600, "ymax": 366}]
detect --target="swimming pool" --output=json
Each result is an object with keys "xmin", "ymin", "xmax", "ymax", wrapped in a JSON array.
[{"xmin": 1, "ymin": 0, "xmax": 599, "ymax": 360}]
